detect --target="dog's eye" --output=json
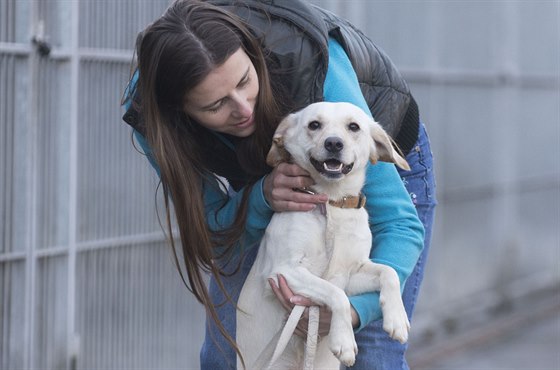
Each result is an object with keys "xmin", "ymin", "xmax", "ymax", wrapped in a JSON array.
[
  {"xmin": 308, "ymin": 120, "xmax": 321, "ymax": 130},
  {"xmin": 348, "ymin": 122, "xmax": 360, "ymax": 132}
]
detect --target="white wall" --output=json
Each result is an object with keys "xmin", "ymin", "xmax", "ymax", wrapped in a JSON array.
[{"xmin": 311, "ymin": 0, "xmax": 560, "ymax": 340}]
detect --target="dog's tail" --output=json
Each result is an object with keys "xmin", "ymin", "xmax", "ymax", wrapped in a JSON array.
[{"xmin": 259, "ymin": 305, "xmax": 320, "ymax": 369}]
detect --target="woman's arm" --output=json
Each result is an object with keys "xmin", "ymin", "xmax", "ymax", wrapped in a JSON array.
[
  {"xmin": 133, "ymin": 129, "xmax": 273, "ymax": 248},
  {"xmin": 324, "ymin": 38, "xmax": 425, "ymax": 331}
]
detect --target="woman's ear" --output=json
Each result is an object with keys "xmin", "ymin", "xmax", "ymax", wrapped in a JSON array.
[
  {"xmin": 369, "ymin": 120, "xmax": 410, "ymax": 171},
  {"xmin": 266, "ymin": 113, "xmax": 294, "ymax": 167}
]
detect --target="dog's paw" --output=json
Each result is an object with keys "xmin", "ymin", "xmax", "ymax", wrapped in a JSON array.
[
  {"xmin": 382, "ymin": 308, "xmax": 410, "ymax": 344},
  {"xmin": 329, "ymin": 334, "xmax": 358, "ymax": 366}
]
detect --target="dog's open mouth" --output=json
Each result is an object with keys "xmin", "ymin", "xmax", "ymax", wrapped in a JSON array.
[{"xmin": 310, "ymin": 157, "xmax": 354, "ymax": 177}]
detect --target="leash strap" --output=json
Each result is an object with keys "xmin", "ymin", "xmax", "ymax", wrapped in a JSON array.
[
  {"xmin": 267, "ymin": 305, "xmax": 306, "ymax": 368},
  {"xmin": 303, "ymin": 306, "xmax": 320, "ymax": 369},
  {"xmin": 266, "ymin": 305, "xmax": 321, "ymax": 369}
]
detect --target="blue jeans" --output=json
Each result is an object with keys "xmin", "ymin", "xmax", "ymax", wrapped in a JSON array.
[{"xmin": 200, "ymin": 123, "xmax": 436, "ymax": 369}]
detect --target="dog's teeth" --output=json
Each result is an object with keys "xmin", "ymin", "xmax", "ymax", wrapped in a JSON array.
[{"xmin": 323, "ymin": 162, "xmax": 343, "ymax": 172}]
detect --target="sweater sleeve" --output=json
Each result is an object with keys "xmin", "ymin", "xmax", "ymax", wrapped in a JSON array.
[
  {"xmin": 133, "ymin": 130, "xmax": 274, "ymax": 250},
  {"xmin": 324, "ymin": 38, "xmax": 425, "ymax": 332}
]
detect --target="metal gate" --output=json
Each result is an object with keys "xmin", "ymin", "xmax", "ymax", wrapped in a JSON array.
[{"xmin": 1, "ymin": 0, "xmax": 205, "ymax": 368}]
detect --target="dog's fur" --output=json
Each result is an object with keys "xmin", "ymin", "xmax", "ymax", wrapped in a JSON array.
[{"xmin": 236, "ymin": 102, "xmax": 411, "ymax": 369}]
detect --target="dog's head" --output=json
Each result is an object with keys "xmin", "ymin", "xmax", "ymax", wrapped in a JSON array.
[{"xmin": 267, "ymin": 102, "xmax": 410, "ymax": 182}]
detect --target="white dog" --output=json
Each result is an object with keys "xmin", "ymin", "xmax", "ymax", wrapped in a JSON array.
[{"xmin": 236, "ymin": 102, "xmax": 411, "ymax": 369}]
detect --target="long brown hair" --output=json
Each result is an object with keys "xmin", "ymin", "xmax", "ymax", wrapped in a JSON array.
[{"xmin": 134, "ymin": 0, "xmax": 286, "ymax": 362}]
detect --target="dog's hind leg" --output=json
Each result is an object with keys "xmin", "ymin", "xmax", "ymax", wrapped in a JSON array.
[
  {"xmin": 277, "ymin": 267, "xmax": 358, "ymax": 366},
  {"xmin": 346, "ymin": 261, "xmax": 410, "ymax": 343}
]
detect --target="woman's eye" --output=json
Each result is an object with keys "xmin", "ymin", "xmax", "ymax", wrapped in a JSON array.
[
  {"xmin": 308, "ymin": 120, "xmax": 321, "ymax": 130},
  {"xmin": 348, "ymin": 122, "xmax": 360, "ymax": 132},
  {"xmin": 207, "ymin": 101, "xmax": 224, "ymax": 113},
  {"xmin": 239, "ymin": 76, "xmax": 250, "ymax": 87}
]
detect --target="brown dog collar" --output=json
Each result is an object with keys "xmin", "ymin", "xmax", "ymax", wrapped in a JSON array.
[
  {"xmin": 329, "ymin": 193, "xmax": 367, "ymax": 209},
  {"xmin": 293, "ymin": 188, "xmax": 366, "ymax": 210}
]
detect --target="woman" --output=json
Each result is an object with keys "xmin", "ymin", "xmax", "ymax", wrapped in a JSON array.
[{"xmin": 121, "ymin": 0, "xmax": 436, "ymax": 369}]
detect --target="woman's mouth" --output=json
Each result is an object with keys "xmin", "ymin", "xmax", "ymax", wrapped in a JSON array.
[{"xmin": 235, "ymin": 115, "xmax": 254, "ymax": 128}]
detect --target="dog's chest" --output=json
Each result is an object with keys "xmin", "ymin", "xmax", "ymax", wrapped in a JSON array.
[
  {"xmin": 263, "ymin": 211, "xmax": 327, "ymax": 257},
  {"xmin": 260, "ymin": 206, "xmax": 371, "ymax": 277},
  {"xmin": 324, "ymin": 206, "xmax": 371, "ymax": 265}
]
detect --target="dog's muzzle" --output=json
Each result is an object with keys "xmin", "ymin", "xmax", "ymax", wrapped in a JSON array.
[{"xmin": 310, "ymin": 157, "xmax": 354, "ymax": 178}]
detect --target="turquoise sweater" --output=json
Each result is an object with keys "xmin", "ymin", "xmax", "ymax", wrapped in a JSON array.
[
  {"xmin": 130, "ymin": 38, "xmax": 424, "ymax": 332},
  {"xmin": 324, "ymin": 38, "xmax": 424, "ymax": 330}
]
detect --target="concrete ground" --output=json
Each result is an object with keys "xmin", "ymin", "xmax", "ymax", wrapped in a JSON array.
[{"xmin": 408, "ymin": 289, "xmax": 560, "ymax": 370}]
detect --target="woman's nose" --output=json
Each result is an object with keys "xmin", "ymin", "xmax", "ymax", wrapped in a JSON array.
[{"xmin": 231, "ymin": 93, "xmax": 252, "ymax": 118}]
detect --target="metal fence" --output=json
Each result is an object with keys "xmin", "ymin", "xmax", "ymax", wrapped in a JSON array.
[
  {"xmin": 1, "ymin": 0, "xmax": 206, "ymax": 368},
  {"xmin": 1, "ymin": 0, "xmax": 559, "ymax": 368}
]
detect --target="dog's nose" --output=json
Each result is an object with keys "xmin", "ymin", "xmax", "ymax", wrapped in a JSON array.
[{"xmin": 324, "ymin": 137, "xmax": 344, "ymax": 153}]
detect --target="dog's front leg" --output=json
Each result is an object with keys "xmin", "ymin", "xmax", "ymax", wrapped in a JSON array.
[
  {"xmin": 346, "ymin": 261, "xmax": 410, "ymax": 343},
  {"xmin": 277, "ymin": 266, "xmax": 358, "ymax": 367}
]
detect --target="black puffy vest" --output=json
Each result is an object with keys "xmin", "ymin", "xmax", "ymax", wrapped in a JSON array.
[
  {"xmin": 122, "ymin": 0, "xmax": 419, "ymax": 190},
  {"xmin": 207, "ymin": 0, "xmax": 419, "ymax": 154}
]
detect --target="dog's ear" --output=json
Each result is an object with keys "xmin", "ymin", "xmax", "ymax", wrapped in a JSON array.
[
  {"xmin": 369, "ymin": 120, "xmax": 410, "ymax": 171},
  {"xmin": 266, "ymin": 113, "xmax": 294, "ymax": 167}
]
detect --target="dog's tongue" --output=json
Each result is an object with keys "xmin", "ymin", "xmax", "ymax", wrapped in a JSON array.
[{"xmin": 323, "ymin": 159, "xmax": 343, "ymax": 173}]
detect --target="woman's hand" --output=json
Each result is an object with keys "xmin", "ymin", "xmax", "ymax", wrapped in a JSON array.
[
  {"xmin": 263, "ymin": 163, "xmax": 328, "ymax": 212},
  {"xmin": 268, "ymin": 275, "xmax": 361, "ymax": 338}
]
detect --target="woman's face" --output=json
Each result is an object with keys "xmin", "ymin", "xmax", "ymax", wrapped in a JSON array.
[{"xmin": 183, "ymin": 48, "xmax": 259, "ymax": 137}]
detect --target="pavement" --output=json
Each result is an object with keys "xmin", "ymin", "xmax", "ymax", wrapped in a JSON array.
[{"xmin": 407, "ymin": 288, "xmax": 560, "ymax": 370}]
